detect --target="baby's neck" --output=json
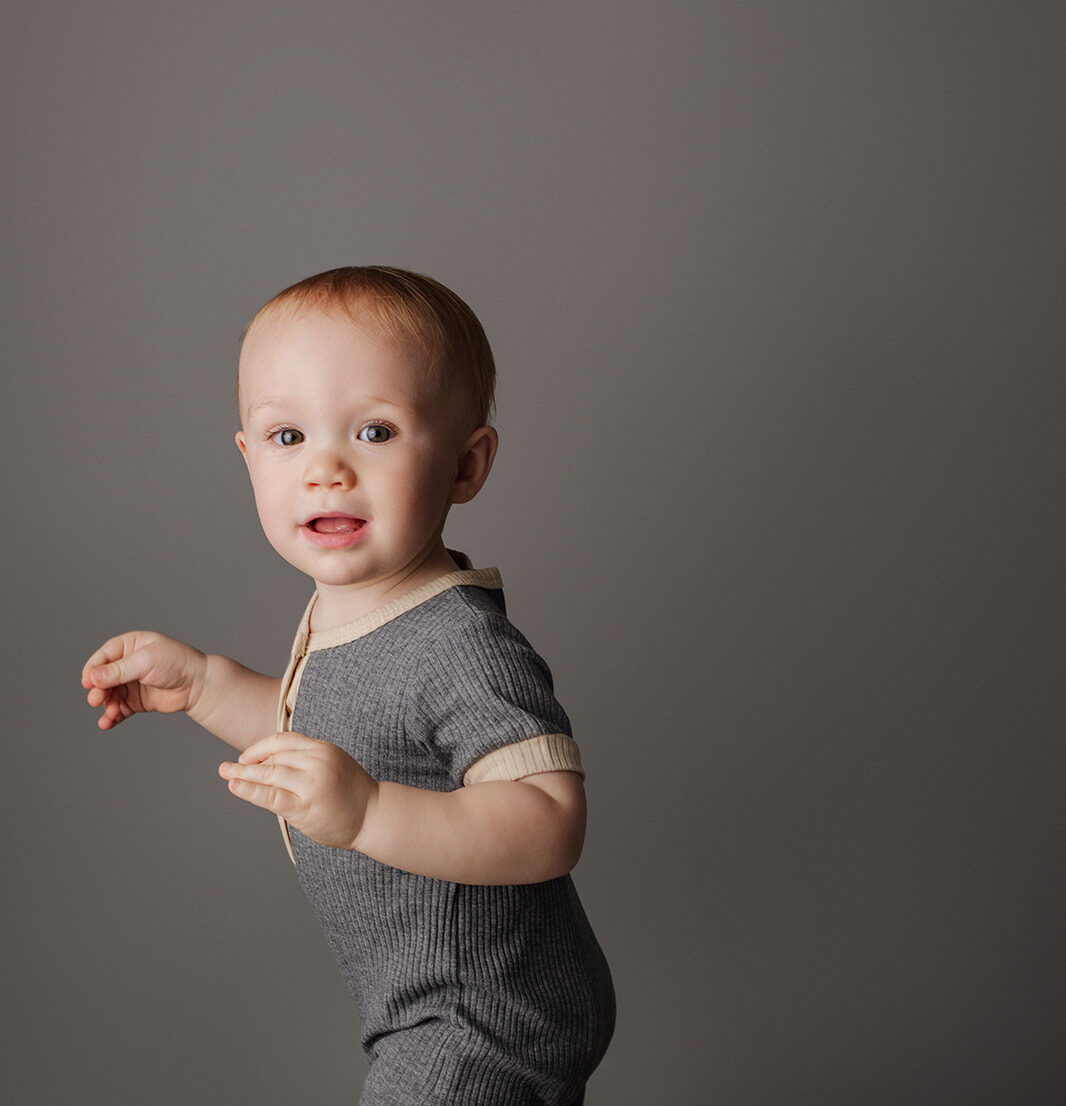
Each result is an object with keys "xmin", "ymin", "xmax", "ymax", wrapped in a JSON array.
[{"xmin": 309, "ymin": 546, "xmax": 463, "ymax": 632}]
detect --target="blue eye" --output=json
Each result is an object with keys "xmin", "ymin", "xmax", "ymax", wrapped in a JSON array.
[
  {"xmin": 270, "ymin": 428, "xmax": 303, "ymax": 446},
  {"xmin": 358, "ymin": 424, "xmax": 393, "ymax": 444}
]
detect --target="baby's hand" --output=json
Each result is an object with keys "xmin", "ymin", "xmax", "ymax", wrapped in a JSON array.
[
  {"xmin": 82, "ymin": 631, "xmax": 207, "ymax": 730},
  {"xmin": 219, "ymin": 733, "xmax": 378, "ymax": 851}
]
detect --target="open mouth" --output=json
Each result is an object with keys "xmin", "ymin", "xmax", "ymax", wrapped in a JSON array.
[
  {"xmin": 301, "ymin": 514, "xmax": 368, "ymax": 547},
  {"xmin": 307, "ymin": 515, "xmax": 365, "ymax": 534}
]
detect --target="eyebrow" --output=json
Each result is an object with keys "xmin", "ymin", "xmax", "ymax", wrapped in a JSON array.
[{"xmin": 246, "ymin": 394, "xmax": 405, "ymax": 418}]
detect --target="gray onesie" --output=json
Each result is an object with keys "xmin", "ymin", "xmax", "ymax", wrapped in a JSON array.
[{"xmin": 274, "ymin": 560, "xmax": 615, "ymax": 1106}]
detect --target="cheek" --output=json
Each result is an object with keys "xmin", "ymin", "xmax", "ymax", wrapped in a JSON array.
[
  {"xmin": 386, "ymin": 452, "xmax": 441, "ymax": 496},
  {"xmin": 246, "ymin": 467, "xmax": 287, "ymax": 527},
  {"xmin": 404, "ymin": 464, "xmax": 454, "ymax": 514}
]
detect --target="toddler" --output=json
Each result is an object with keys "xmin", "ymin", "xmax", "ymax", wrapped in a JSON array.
[{"xmin": 81, "ymin": 267, "xmax": 615, "ymax": 1106}]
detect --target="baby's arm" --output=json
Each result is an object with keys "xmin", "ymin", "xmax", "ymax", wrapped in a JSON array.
[
  {"xmin": 82, "ymin": 631, "xmax": 279, "ymax": 752},
  {"xmin": 360, "ymin": 768, "xmax": 586, "ymax": 884},
  {"xmin": 219, "ymin": 732, "xmax": 585, "ymax": 884}
]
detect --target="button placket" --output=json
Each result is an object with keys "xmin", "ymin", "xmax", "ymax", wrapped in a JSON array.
[{"xmin": 274, "ymin": 620, "xmax": 311, "ymax": 864}]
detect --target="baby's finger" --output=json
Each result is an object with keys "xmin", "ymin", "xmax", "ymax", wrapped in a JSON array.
[
  {"xmin": 235, "ymin": 749, "xmax": 312, "ymax": 772},
  {"xmin": 86, "ymin": 644, "xmax": 159, "ymax": 690},
  {"xmin": 87, "ymin": 681, "xmax": 127, "ymax": 705},
  {"xmin": 95, "ymin": 698, "xmax": 126, "ymax": 730},
  {"xmin": 219, "ymin": 758, "xmax": 306, "ymax": 793},
  {"xmin": 82, "ymin": 633, "xmax": 140, "ymax": 687},
  {"xmin": 224, "ymin": 775, "xmax": 300, "ymax": 817},
  {"xmin": 107, "ymin": 695, "xmax": 132, "ymax": 720},
  {"xmin": 93, "ymin": 694, "xmax": 129, "ymax": 729},
  {"xmin": 239, "ymin": 731, "xmax": 320, "ymax": 764}
]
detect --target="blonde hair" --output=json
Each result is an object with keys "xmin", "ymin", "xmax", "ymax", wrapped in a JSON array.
[{"xmin": 238, "ymin": 266, "xmax": 496, "ymax": 431}]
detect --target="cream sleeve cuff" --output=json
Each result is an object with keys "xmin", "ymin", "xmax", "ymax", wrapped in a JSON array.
[{"xmin": 462, "ymin": 733, "xmax": 584, "ymax": 786}]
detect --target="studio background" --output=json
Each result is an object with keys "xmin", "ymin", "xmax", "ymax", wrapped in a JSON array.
[{"xmin": 4, "ymin": 4, "xmax": 1063, "ymax": 1104}]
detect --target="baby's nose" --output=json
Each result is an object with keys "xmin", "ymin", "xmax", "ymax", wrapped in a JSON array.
[{"xmin": 304, "ymin": 449, "xmax": 356, "ymax": 489}]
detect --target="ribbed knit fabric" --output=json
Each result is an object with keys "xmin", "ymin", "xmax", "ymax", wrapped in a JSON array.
[{"xmin": 283, "ymin": 571, "xmax": 615, "ymax": 1105}]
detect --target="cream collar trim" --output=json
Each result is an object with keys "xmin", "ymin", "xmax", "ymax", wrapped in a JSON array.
[{"xmin": 292, "ymin": 557, "xmax": 502, "ymax": 654}]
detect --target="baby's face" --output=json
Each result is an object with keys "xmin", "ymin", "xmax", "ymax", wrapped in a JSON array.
[{"xmin": 235, "ymin": 306, "xmax": 472, "ymax": 596}]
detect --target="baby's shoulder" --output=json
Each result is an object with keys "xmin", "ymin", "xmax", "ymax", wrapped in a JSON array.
[
  {"xmin": 403, "ymin": 584, "xmax": 563, "ymax": 734},
  {"xmin": 407, "ymin": 581, "xmax": 513, "ymax": 645},
  {"xmin": 404, "ymin": 583, "xmax": 549, "ymax": 681}
]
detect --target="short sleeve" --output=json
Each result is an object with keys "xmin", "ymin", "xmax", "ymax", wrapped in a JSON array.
[{"xmin": 408, "ymin": 611, "xmax": 584, "ymax": 788}]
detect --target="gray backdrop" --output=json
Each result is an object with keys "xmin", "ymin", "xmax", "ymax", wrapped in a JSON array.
[{"xmin": 4, "ymin": 4, "xmax": 1063, "ymax": 1104}]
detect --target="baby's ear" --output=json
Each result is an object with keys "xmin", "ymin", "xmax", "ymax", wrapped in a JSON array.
[
  {"xmin": 450, "ymin": 426, "xmax": 498, "ymax": 504},
  {"xmin": 235, "ymin": 429, "xmax": 250, "ymax": 470}
]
